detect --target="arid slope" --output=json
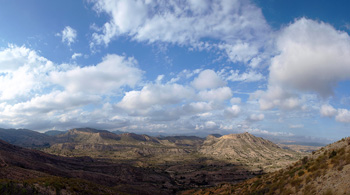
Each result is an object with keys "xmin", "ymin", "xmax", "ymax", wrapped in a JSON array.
[
  {"xmin": 183, "ymin": 137, "xmax": 350, "ymax": 195},
  {"xmin": 199, "ymin": 132, "xmax": 303, "ymax": 171}
]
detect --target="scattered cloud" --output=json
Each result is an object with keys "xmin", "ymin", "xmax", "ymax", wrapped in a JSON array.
[
  {"xmin": 224, "ymin": 105, "xmax": 241, "ymax": 117},
  {"xmin": 50, "ymin": 54, "xmax": 143, "ymax": 94},
  {"xmin": 198, "ymin": 87, "xmax": 232, "ymax": 102},
  {"xmin": 117, "ymin": 83, "xmax": 194, "ymax": 111},
  {"xmin": 230, "ymin": 97, "xmax": 241, "ymax": 105},
  {"xmin": 335, "ymin": 109, "xmax": 350, "ymax": 123},
  {"xmin": 71, "ymin": 53, "xmax": 82, "ymax": 60},
  {"xmin": 248, "ymin": 113, "xmax": 264, "ymax": 122},
  {"xmin": 320, "ymin": 104, "xmax": 337, "ymax": 117},
  {"xmin": 90, "ymin": 0, "xmax": 271, "ymax": 66},
  {"xmin": 226, "ymin": 70, "xmax": 264, "ymax": 82},
  {"xmin": 192, "ymin": 69, "xmax": 226, "ymax": 90},
  {"xmin": 289, "ymin": 124, "xmax": 304, "ymax": 129},
  {"xmin": 58, "ymin": 26, "xmax": 77, "ymax": 46}
]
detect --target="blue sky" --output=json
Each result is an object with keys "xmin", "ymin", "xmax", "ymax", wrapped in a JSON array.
[{"xmin": 0, "ymin": 0, "xmax": 350, "ymax": 143}]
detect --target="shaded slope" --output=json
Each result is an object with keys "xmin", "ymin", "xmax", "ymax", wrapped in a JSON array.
[
  {"xmin": 0, "ymin": 128, "xmax": 54, "ymax": 148},
  {"xmin": 0, "ymin": 139, "xmax": 176, "ymax": 195}
]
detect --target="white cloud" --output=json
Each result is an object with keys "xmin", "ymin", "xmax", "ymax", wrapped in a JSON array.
[
  {"xmin": 50, "ymin": 54, "xmax": 143, "ymax": 94},
  {"xmin": 254, "ymin": 86, "xmax": 301, "ymax": 110},
  {"xmin": 320, "ymin": 104, "xmax": 337, "ymax": 117},
  {"xmin": 2, "ymin": 91, "xmax": 99, "ymax": 115},
  {"xmin": 183, "ymin": 101, "xmax": 218, "ymax": 114},
  {"xmin": 192, "ymin": 69, "xmax": 226, "ymax": 90},
  {"xmin": 59, "ymin": 26, "xmax": 77, "ymax": 46},
  {"xmin": 270, "ymin": 18, "xmax": 350, "ymax": 97},
  {"xmin": 226, "ymin": 70, "xmax": 264, "ymax": 82},
  {"xmin": 289, "ymin": 124, "xmax": 304, "ymax": 129},
  {"xmin": 0, "ymin": 45, "xmax": 54, "ymax": 100},
  {"xmin": 90, "ymin": 0, "xmax": 271, "ymax": 65},
  {"xmin": 335, "ymin": 109, "xmax": 350, "ymax": 123},
  {"xmin": 195, "ymin": 120, "xmax": 219, "ymax": 130},
  {"xmin": 198, "ymin": 87, "xmax": 232, "ymax": 102},
  {"xmin": 248, "ymin": 113, "xmax": 264, "ymax": 121},
  {"xmin": 71, "ymin": 53, "xmax": 82, "ymax": 60},
  {"xmin": 258, "ymin": 18, "xmax": 350, "ymax": 111},
  {"xmin": 224, "ymin": 105, "xmax": 241, "ymax": 117},
  {"xmin": 117, "ymin": 83, "xmax": 194, "ymax": 111},
  {"xmin": 230, "ymin": 97, "xmax": 241, "ymax": 104}
]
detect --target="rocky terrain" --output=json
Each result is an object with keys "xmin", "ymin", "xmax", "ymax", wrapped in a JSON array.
[
  {"xmin": 183, "ymin": 137, "xmax": 350, "ymax": 195},
  {"xmin": 0, "ymin": 127, "xmax": 310, "ymax": 194},
  {"xmin": 42, "ymin": 128, "xmax": 303, "ymax": 170},
  {"xmin": 199, "ymin": 132, "xmax": 302, "ymax": 172},
  {"xmin": 0, "ymin": 139, "xmax": 175, "ymax": 194}
]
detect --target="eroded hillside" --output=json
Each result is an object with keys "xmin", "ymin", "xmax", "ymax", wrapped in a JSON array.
[{"xmin": 183, "ymin": 137, "xmax": 350, "ymax": 195}]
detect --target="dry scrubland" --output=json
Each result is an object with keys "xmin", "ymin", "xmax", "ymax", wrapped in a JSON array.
[
  {"xmin": 183, "ymin": 137, "xmax": 350, "ymax": 195},
  {"xmin": 0, "ymin": 128, "xmax": 308, "ymax": 194}
]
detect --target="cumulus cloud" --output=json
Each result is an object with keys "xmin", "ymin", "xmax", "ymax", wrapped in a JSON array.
[
  {"xmin": 258, "ymin": 18, "xmax": 350, "ymax": 110},
  {"xmin": 195, "ymin": 120, "xmax": 219, "ymax": 130},
  {"xmin": 224, "ymin": 105, "xmax": 241, "ymax": 117},
  {"xmin": 230, "ymin": 97, "xmax": 241, "ymax": 104},
  {"xmin": 58, "ymin": 26, "xmax": 77, "ymax": 46},
  {"xmin": 183, "ymin": 101, "xmax": 219, "ymax": 114},
  {"xmin": 90, "ymin": 0, "xmax": 271, "ymax": 65},
  {"xmin": 192, "ymin": 69, "xmax": 226, "ymax": 90},
  {"xmin": 335, "ymin": 109, "xmax": 350, "ymax": 123},
  {"xmin": 0, "ymin": 44, "xmax": 147, "ymax": 130},
  {"xmin": 319, "ymin": 104, "xmax": 350, "ymax": 123},
  {"xmin": 117, "ymin": 83, "xmax": 194, "ymax": 111},
  {"xmin": 254, "ymin": 86, "xmax": 301, "ymax": 110},
  {"xmin": 320, "ymin": 104, "xmax": 337, "ymax": 117},
  {"xmin": 50, "ymin": 54, "xmax": 143, "ymax": 94},
  {"xmin": 2, "ymin": 91, "xmax": 100, "ymax": 115},
  {"xmin": 198, "ymin": 87, "xmax": 232, "ymax": 102},
  {"xmin": 0, "ymin": 45, "xmax": 54, "ymax": 100},
  {"xmin": 270, "ymin": 18, "xmax": 350, "ymax": 96}
]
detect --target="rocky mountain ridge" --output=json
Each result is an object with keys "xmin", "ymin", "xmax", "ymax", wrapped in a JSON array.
[{"xmin": 0, "ymin": 127, "xmax": 311, "ymax": 194}]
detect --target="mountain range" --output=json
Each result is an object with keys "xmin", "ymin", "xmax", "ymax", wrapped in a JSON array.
[{"xmin": 0, "ymin": 127, "xmax": 317, "ymax": 194}]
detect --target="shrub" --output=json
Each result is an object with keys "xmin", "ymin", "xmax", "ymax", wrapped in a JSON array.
[
  {"xmin": 298, "ymin": 170, "xmax": 305, "ymax": 177},
  {"xmin": 302, "ymin": 156, "xmax": 308, "ymax": 164},
  {"xmin": 329, "ymin": 150, "xmax": 337, "ymax": 158}
]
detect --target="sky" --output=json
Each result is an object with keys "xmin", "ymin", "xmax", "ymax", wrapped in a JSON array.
[{"xmin": 0, "ymin": 0, "xmax": 350, "ymax": 143}]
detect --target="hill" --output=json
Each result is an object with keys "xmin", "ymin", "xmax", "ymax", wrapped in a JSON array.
[
  {"xmin": 0, "ymin": 128, "xmax": 54, "ymax": 148},
  {"xmin": 0, "ymin": 139, "xmax": 175, "ymax": 194},
  {"xmin": 199, "ymin": 132, "xmax": 303, "ymax": 172},
  {"xmin": 182, "ymin": 137, "xmax": 350, "ymax": 195},
  {"xmin": 44, "ymin": 130, "xmax": 67, "ymax": 136}
]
